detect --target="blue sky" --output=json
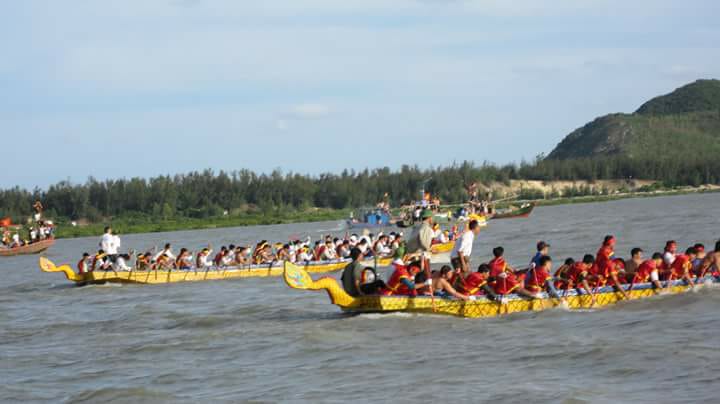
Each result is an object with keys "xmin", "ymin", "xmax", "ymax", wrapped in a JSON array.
[{"xmin": 1, "ymin": 0, "xmax": 718, "ymax": 188}]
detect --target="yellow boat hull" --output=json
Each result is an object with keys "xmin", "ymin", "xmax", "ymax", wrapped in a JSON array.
[
  {"xmin": 283, "ymin": 262, "xmax": 712, "ymax": 318},
  {"xmin": 39, "ymin": 257, "xmax": 347, "ymax": 285}
]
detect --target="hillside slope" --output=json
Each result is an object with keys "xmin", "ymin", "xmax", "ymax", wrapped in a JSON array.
[{"xmin": 548, "ymin": 80, "xmax": 720, "ymax": 160}]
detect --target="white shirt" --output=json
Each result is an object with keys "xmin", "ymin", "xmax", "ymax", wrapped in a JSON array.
[
  {"xmin": 663, "ymin": 251, "xmax": 676, "ymax": 266},
  {"xmin": 101, "ymin": 233, "xmax": 117, "ymax": 254},
  {"xmin": 112, "ymin": 235, "xmax": 121, "ymax": 251},
  {"xmin": 153, "ymin": 249, "xmax": 175, "ymax": 261},
  {"xmin": 451, "ymin": 230, "xmax": 475, "ymax": 259},
  {"xmin": 114, "ymin": 256, "xmax": 132, "ymax": 271},
  {"xmin": 298, "ymin": 252, "xmax": 313, "ymax": 262}
]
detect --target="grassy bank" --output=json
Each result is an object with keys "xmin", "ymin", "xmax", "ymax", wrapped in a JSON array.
[{"xmin": 531, "ymin": 187, "xmax": 720, "ymax": 207}]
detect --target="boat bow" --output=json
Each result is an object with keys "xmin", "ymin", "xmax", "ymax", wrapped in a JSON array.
[
  {"xmin": 283, "ymin": 262, "xmax": 358, "ymax": 308},
  {"xmin": 39, "ymin": 257, "xmax": 83, "ymax": 282}
]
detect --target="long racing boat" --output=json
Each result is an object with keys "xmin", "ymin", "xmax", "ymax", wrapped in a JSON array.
[
  {"xmin": 40, "ymin": 241, "xmax": 454, "ymax": 285},
  {"xmin": 283, "ymin": 262, "xmax": 714, "ymax": 318}
]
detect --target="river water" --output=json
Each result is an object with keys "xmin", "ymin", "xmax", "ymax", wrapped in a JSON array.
[{"xmin": 2, "ymin": 193, "xmax": 720, "ymax": 403}]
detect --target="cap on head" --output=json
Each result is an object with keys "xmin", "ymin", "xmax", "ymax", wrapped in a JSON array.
[{"xmin": 421, "ymin": 209, "xmax": 433, "ymax": 220}]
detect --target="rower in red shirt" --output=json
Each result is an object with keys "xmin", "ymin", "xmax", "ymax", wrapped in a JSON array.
[
  {"xmin": 598, "ymin": 257, "xmax": 630, "ymax": 299},
  {"xmin": 383, "ymin": 261, "xmax": 429, "ymax": 296},
  {"xmin": 461, "ymin": 263, "xmax": 498, "ymax": 301},
  {"xmin": 594, "ymin": 235, "xmax": 616, "ymax": 287},
  {"xmin": 669, "ymin": 247, "xmax": 697, "ymax": 287},
  {"xmin": 553, "ymin": 257, "xmax": 575, "ymax": 289},
  {"xmin": 488, "ymin": 246, "xmax": 535, "ymax": 299},
  {"xmin": 632, "ymin": 252, "xmax": 664, "ymax": 290},
  {"xmin": 567, "ymin": 254, "xmax": 597, "ymax": 305},
  {"xmin": 525, "ymin": 256, "xmax": 562, "ymax": 299}
]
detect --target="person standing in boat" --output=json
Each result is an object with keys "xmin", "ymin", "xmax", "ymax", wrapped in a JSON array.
[
  {"xmin": 450, "ymin": 219, "xmax": 481, "ymax": 279},
  {"xmin": 33, "ymin": 200, "xmax": 43, "ymax": 222},
  {"xmin": 100, "ymin": 227, "xmax": 119, "ymax": 263},
  {"xmin": 406, "ymin": 209, "xmax": 434, "ymax": 257}
]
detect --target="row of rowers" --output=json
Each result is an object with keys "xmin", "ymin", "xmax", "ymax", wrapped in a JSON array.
[
  {"xmin": 78, "ymin": 225, "xmax": 462, "ymax": 273},
  {"xmin": 341, "ymin": 233, "xmax": 720, "ymax": 303}
]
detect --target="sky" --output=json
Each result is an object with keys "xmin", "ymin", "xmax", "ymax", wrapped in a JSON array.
[{"xmin": 1, "ymin": 0, "xmax": 719, "ymax": 188}]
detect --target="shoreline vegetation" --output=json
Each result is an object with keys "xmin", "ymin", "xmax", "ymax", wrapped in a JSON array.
[{"xmin": 52, "ymin": 184, "xmax": 719, "ymax": 239}]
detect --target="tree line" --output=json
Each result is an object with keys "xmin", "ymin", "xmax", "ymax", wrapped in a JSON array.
[{"xmin": 1, "ymin": 156, "xmax": 719, "ymax": 223}]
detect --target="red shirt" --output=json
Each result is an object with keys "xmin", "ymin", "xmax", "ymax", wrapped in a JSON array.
[
  {"xmin": 634, "ymin": 260, "xmax": 658, "ymax": 283},
  {"xmin": 488, "ymin": 257, "xmax": 519, "ymax": 294},
  {"xmin": 526, "ymin": 266, "xmax": 552, "ymax": 292},
  {"xmin": 595, "ymin": 245, "xmax": 614, "ymax": 278},
  {"xmin": 463, "ymin": 272, "xmax": 488, "ymax": 295},
  {"xmin": 384, "ymin": 266, "xmax": 415, "ymax": 296},
  {"xmin": 671, "ymin": 254, "xmax": 692, "ymax": 278},
  {"xmin": 567, "ymin": 262, "xmax": 590, "ymax": 285}
]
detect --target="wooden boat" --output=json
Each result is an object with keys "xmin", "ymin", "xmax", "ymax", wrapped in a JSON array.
[
  {"xmin": 39, "ymin": 241, "xmax": 454, "ymax": 285},
  {"xmin": 0, "ymin": 238, "xmax": 55, "ymax": 257},
  {"xmin": 490, "ymin": 203, "xmax": 535, "ymax": 220},
  {"xmin": 283, "ymin": 262, "xmax": 714, "ymax": 318}
]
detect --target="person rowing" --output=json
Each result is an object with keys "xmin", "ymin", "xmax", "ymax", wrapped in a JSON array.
[
  {"xmin": 662, "ymin": 240, "xmax": 678, "ymax": 269},
  {"xmin": 196, "ymin": 247, "xmax": 213, "ymax": 269},
  {"xmin": 632, "ymin": 252, "xmax": 665, "ymax": 290},
  {"xmin": 488, "ymin": 246, "xmax": 536, "ymax": 300},
  {"xmin": 431, "ymin": 265, "xmax": 474, "ymax": 301},
  {"xmin": 692, "ymin": 243, "xmax": 706, "ymax": 276},
  {"xmin": 697, "ymin": 240, "xmax": 720, "ymax": 278},
  {"xmin": 382, "ymin": 260, "xmax": 431, "ymax": 296},
  {"xmin": 596, "ymin": 256, "xmax": 630, "ymax": 299},
  {"xmin": 567, "ymin": 254, "xmax": 597, "ymax": 305},
  {"xmin": 623, "ymin": 248, "xmax": 644, "ymax": 280},
  {"xmin": 668, "ymin": 247, "xmax": 697, "ymax": 287},
  {"xmin": 594, "ymin": 235, "xmax": 616, "ymax": 288},
  {"xmin": 525, "ymin": 256, "xmax": 562, "ymax": 299},
  {"xmin": 553, "ymin": 257, "xmax": 575, "ymax": 290},
  {"xmin": 175, "ymin": 248, "xmax": 193, "ymax": 270},
  {"xmin": 459, "ymin": 263, "xmax": 498, "ymax": 301}
]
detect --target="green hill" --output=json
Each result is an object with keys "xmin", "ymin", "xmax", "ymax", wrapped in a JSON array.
[{"xmin": 547, "ymin": 79, "xmax": 720, "ymax": 160}]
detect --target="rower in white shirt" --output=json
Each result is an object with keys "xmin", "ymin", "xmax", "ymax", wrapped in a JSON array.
[{"xmin": 153, "ymin": 243, "xmax": 176, "ymax": 262}]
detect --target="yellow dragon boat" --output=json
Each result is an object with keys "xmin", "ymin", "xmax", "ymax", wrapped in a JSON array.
[
  {"xmin": 283, "ymin": 262, "xmax": 714, "ymax": 318},
  {"xmin": 39, "ymin": 241, "xmax": 454, "ymax": 285}
]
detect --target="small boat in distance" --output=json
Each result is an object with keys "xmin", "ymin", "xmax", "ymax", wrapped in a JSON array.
[
  {"xmin": 346, "ymin": 208, "xmax": 395, "ymax": 229},
  {"xmin": 0, "ymin": 238, "xmax": 55, "ymax": 257},
  {"xmin": 490, "ymin": 202, "xmax": 535, "ymax": 220}
]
